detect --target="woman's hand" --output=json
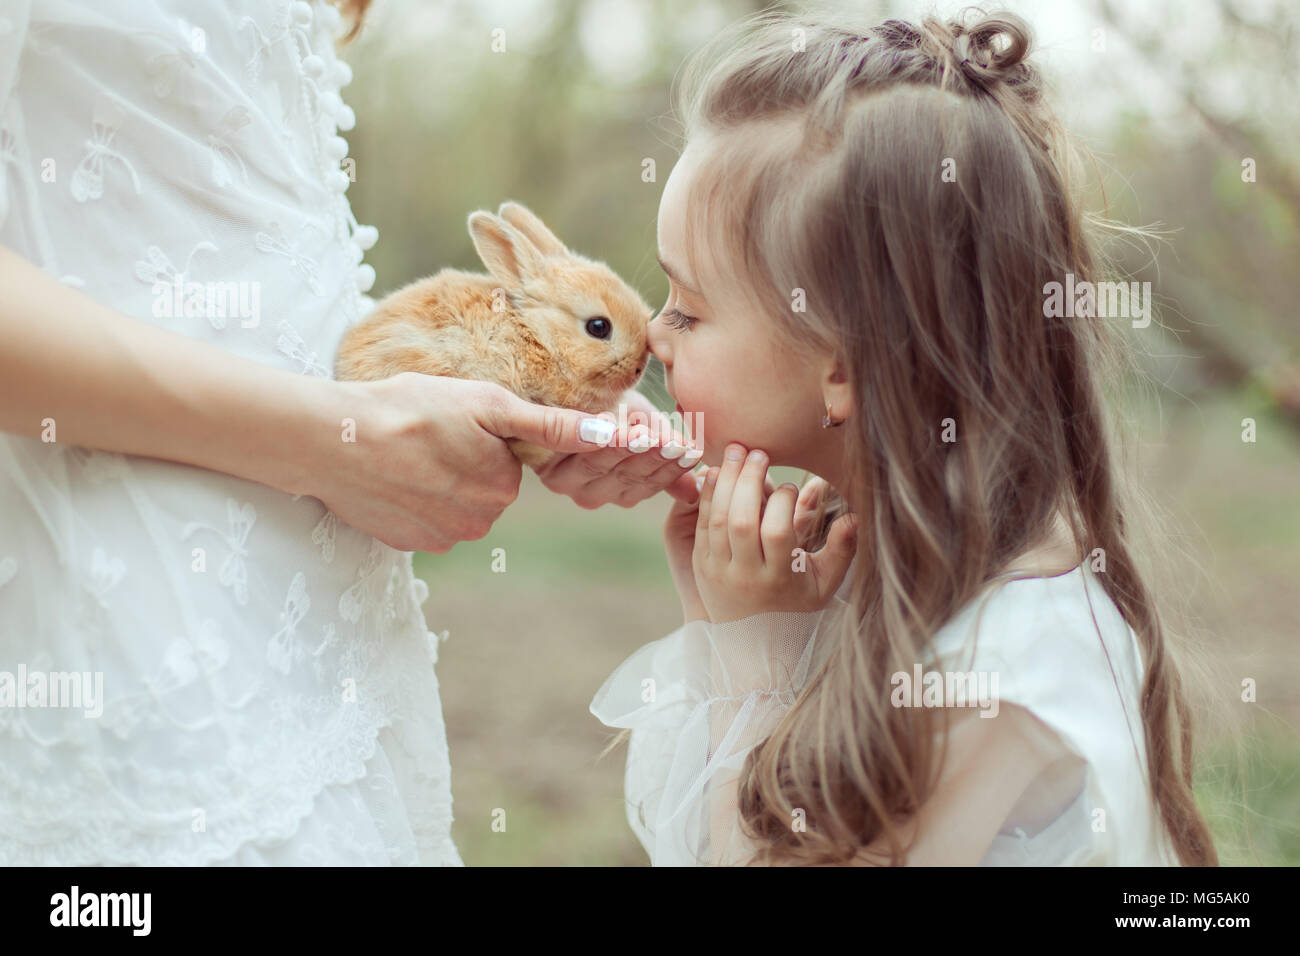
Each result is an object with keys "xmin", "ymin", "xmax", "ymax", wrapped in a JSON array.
[
  {"xmin": 0, "ymin": 243, "xmax": 676, "ymax": 552},
  {"xmin": 694, "ymin": 444, "xmax": 858, "ymax": 623},
  {"xmin": 307, "ymin": 373, "xmax": 628, "ymax": 553},
  {"xmin": 532, "ymin": 387, "xmax": 702, "ymax": 508}
]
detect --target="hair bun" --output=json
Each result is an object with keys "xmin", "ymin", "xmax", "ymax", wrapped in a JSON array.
[{"xmin": 929, "ymin": 12, "xmax": 1035, "ymax": 96}]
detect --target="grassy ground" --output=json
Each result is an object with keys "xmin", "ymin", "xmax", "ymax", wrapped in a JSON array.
[{"xmin": 417, "ymin": 390, "xmax": 1299, "ymax": 866}]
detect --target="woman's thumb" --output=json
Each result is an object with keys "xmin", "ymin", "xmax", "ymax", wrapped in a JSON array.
[{"xmin": 481, "ymin": 391, "xmax": 617, "ymax": 453}]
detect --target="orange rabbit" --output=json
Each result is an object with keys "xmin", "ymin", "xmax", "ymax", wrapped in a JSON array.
[{"xmin": 334, "ymin": 201, "xmax": 653, "ymax": 467}]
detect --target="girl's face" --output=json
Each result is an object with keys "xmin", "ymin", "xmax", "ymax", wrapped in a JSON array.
[{"xmin": 649, "ymin": 134, "xmax": 847, "ymax": 481}]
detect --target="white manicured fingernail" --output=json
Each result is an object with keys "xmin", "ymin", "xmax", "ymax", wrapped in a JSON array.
[
  {"xmin": 579, "ymin": 418, "xmax": 615, "ymax": 445},
  {"xmin": 659, "ymin": 441, "xmax": 686, "ymax": 460},
  {"xmin": 679, "ymin": 447, "xmax": 704, "ymax": 467},
  {"xmin": 628, "ymin": 432, "xmax": 652, "ymax": 453}
]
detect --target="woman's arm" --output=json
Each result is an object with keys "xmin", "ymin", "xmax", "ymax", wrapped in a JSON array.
[
  {"xmin": 0, "ymin": 244, "xmax": 642, "ymax": 551},
  {"xmin": 0, "ymin": 244, "xmax": 345, "ymax": 495}
]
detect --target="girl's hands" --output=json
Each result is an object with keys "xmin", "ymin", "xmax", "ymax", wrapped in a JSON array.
[
  {"xmin": 664, "ymin": 470, "xmax": 777, "ymax": 624},
  {"xmin": 694, "ymin": 444, "xmax": 858, "ymax": 623}
]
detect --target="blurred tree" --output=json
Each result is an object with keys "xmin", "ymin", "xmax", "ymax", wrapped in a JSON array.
[{"xmin": 1093, "ymin": 0, "xmax": 1300, "ymax": 430}]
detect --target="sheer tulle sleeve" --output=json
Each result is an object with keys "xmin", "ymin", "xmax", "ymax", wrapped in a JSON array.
[
  {"xmin": 591, "ymin": 565, "xmax": 1176, "ymax": 866},
  {"xmin": 589, "ymin": 600, "xmax": 846, "ymax": 865}
]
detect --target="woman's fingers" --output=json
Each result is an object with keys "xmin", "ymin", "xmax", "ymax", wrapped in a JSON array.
[
  {"xmin": 535, "ymin": 412, "xmax": 702, "ymax": 508},
  {"xmin": 620, "ymin": 422, "xmax": 704, "ymax": 478},
  {"xmin": 577, "ymin": 422, "xmax": 700, "ymax": 504},
  {"xmin": 728, "ymin": 449, "xmax": 767, "ymax": 567}
]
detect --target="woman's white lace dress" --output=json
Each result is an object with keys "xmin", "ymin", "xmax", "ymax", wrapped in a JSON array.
[
  {"xmin": 591, "ymin": 559, "xmax": 1181, "ymax": 866},
  {"xmin": 0, "ymin": 0, "xmax": 463, "ymax": 865}
]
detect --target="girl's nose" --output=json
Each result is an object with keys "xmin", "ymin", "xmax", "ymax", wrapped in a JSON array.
[{"xmin": 647, "ymin": 310, "xmax": 671, "ymax": 366}]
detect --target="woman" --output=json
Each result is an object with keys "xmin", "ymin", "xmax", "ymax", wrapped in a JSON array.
[{"xmin": 0, "ymin": 0, "xmax": 694, "ymax": 865}]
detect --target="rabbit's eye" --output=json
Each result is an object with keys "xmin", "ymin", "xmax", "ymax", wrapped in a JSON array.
[{"xmin": 584, "ymin": 317, "xmax": 612, "ymax": 340}]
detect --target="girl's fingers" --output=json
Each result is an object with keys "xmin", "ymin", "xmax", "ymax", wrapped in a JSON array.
[
  {"xmin": 761, "ymin": 482, "xmax": 799, "ymax": 570},
  {"xmin": 796, "ymin": 475, "xmax": 824, "ymax": 515},
  {"xmin": 708, "ymin": 444, "xmax": 746, "ymax": 562},
  {"xmin": 728, "ymin": 449, "xmax": 768, "ymax": 567},
  {"xmin": 695, "ymin": 464, "xmax": 718, "ymax": 557},
  {"xmin": 794, "ymin": 475, "xmax": 829, "ymax": 538},
  {"xmin": 809, "ymin": 512, "xmax": 859, "ymax": 603}
]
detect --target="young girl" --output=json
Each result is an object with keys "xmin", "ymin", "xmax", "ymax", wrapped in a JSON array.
[{"xmin": 590, "ymin": 8, "xmax": 1220, "ymax": 866}]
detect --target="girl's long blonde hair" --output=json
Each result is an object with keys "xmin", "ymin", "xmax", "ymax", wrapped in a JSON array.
[{"xmin": 666, "ymin": 5, "xmax": 1220, "ymax": 866}]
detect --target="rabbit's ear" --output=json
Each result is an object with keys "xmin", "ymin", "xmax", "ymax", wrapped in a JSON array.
[
  {"xmin": 468, "ymin": 212, "xmax": 545, "ymax": 287},
  {"xmin": 497, "ymin": 202, "xmax": 568, "ymax": 257}
]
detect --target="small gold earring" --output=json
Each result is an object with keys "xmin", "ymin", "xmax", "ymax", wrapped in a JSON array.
[{"xmin": 821, "ymin": 401, "xmax": 845, "ymax": 428}]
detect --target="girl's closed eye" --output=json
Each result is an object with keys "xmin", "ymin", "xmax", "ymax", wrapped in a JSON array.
[{"xmin": 661, "ymin": 307, "xmax": 697, "ymax": 332}]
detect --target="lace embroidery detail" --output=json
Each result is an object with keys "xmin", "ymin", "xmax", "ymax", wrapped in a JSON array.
[
  {"xmin": 85, "ymin": 547, "xmax": 126, "ymax": 609},
  {"xmin": 310, "ymin": 620, "xmax": 339, "ymax": 681},
  {"xmin": 134, "ymin": 242, "xmax": 237, "ymax": 330},
  {"xmin": 181, "ymin": 499, "xmax": 257, "ymax": 606},
  {"xmin": 310, "ymin": 509, "xmax": 337, "ymax": 562},
  {"xmin": 147, "ymin": 619, "xmax": 232, "ymax": 696},
  {"xmin": 256, "ymin": 221, "xmax": 323, "ymax": 295},
  {"xmin": 208, "ymin": 107, "xmax": 252, "ymax": 188},
  {"xmin": 237, "ymin": 6, "xmax": 293, "ymax": 94},
  {"xmin": 267, "ymin": 571, "xmax": 311, "ymax": 674},
  {"xmin": 339, "ymin": 538, "xmax": 387, "ymax": 623},
  {"xmin": 239, "ymin": 3, "xmax": 320, "ymax": 137},
  {"xmin": 142, "ymin": 36, "xmax": 198, "ymax": 98},
  {"xmin": 133, "ymin": 242, "xmax": 216, "ymax": 282},
  {"xmin": 71, "ymin": 97, "xmax": 142, "ymax": 203},
  {"xmin": 0, "ymin": 543, "xmax": 453, "ymax": 864},
  {"xmin": 278, "ymin": 318, "xmax": 331, "ymax": 376}
]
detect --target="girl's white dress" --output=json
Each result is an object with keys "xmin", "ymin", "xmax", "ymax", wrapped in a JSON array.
[
  {"xmin": 591, "ymin": 559, "xmax": 1181, "ymax": 866},
  {"xmin": 0, "ymin": 0, "xmax": 462, "ymax": 865}
]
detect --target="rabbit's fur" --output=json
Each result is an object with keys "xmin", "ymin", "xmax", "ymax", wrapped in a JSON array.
[{"xmin": 334, "ymin": 202, "xmax": 652, "ymax": 467}]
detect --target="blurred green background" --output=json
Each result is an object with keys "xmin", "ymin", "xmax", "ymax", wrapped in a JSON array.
[{"xmin": 340, "ymin": 0, "xmax": 1300, "ymax": 865}]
